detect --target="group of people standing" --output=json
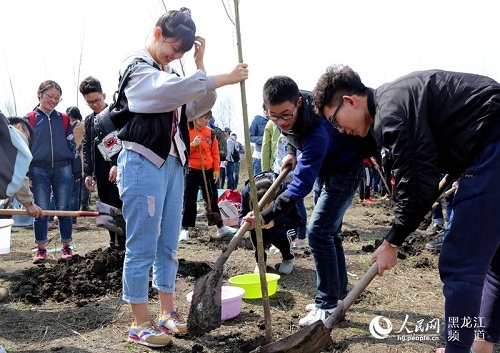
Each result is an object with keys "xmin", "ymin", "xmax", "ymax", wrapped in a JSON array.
[{"xmin": 2, "ymin": 6, "xmax": 499, "ymax": 353}]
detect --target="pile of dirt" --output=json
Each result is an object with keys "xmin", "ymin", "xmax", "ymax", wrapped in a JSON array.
[{"xmin": 7, "ymin": 247, "xmax": 213, "ymax": 306}]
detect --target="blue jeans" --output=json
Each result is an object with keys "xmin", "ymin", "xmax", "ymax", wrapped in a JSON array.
[
  {"xmin": 296, "ymin": 198, "xmax": 307, "ymax": 240},
  {"xmin": 226, "ymin": 161, "xmax": 236, "ymax": 190},
  {"xmin": 440, "ymin": 140, "xmax": 500, "ymax": 352},
  {"xmin": 233, "ymin": 161, "xmax": 241, "ymax": 188},
  {"xmin": 253, "ymin": 158, "xmax": 262, "ymax": 176},
  {"xmin": 117, "ymin": 151, "xmax": 184, "ymax": 304},
  {"xmin": 31, "ymin": 164, "xmax": 73, "ymax": 244},
  {"xmin": 308, "ymin": 167, "xmax": 362, "ymax": 309},
  {"xmin": 432, "ymin": 173, "xmax": 455, "ymax": 225},
  {"xmin": 70, "ymin": 179, "xmax": 81, "ymax": 222}
]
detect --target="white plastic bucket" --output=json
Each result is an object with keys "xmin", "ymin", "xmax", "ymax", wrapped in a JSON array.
[
  {"xmin": 0, "ymin": 219, "xmax": 14, "ymax": 254},
  {"xmin": 12, "ymin": 197, "xmax": 33, "ymax": 227}
]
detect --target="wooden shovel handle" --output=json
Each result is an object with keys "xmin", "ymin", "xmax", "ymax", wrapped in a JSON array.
[
  {"xmin": 213, "ymin": 164, "xmax": 292, "ymax": 269},
  {"xmin": 325, "ymin": 262, "xmax": 379, "ymax": 329},
  {"xmin": 0, "ymin": 209, "xmax": 99, "ymax": 217}
]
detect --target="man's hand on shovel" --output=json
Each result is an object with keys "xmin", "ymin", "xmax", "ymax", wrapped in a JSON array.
[{"xmin": 371, "ymin": 240, "xmax": 398, "ymax": 276}]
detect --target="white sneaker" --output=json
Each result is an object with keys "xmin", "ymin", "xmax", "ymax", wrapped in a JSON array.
[
  {"xmin": 292, "ymin": 239, "xmax": 306, "ymax": 249},
  {"xmin": 305, "ymin": 303, "xmax": 316, "ymax": 311},
  {"xmin": 298, "ymin": 307, "xmax": 335, "ymax": 327},
  {"xmin": 269, "ymin": 245, "xmax": 280, "ymax": 255},
  {"xmin": 217, "ymin": 225, "xmax": 237, "ymax": 237},
  {"xmin": 178, "ymin": 229, "xmax": 190, "ymax": 242},
  {"xmin": 279, "ymin": 259, "xmax": 294, "ymax": 274}
]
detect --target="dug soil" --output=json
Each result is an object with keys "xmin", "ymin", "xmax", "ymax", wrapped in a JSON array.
[{"xmin": 1, "ymin": 193, "xmax": 498, "ymax": 353}]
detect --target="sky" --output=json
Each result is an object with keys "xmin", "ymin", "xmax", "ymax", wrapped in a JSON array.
[{"xmin": 1, "ymin": 0, "xmax": 500, "ymax": 143}]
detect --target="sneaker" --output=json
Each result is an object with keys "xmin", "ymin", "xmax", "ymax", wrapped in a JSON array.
[
  {"xmin": 427, "ymin": 224, "xmax": 444, "ymax": 237},
  {"xmin": 60, "ymin": 246, "xmax": 73, "ymax": 260},
  {"xmin": 128, "ymin": 321, "xmax": 173, "ymax": 348},
  {"xmin": 178, "ymin": 229, "xmax": 190, "ymax": 242},
  {"xmin": 425, "ymin": 236, "xmax": 444, "ymax": 251},
  {"xmin": 279, "ymin": 259, "xmax": 294, "ymax": 275},
  {"xmin": 269, "ymin": 245, "xmax": 280, "ymax": 255},
  {"xmin": 292, "ymin": 239, "xmax": 306, "ymax": 249},
  {"xmin": 33, "ymin": 248, "xmax": 47, "ymax": 264},
  {"xmin": 217, "ymin": 225, "xmax": 237, "ymax": 237},
  {"xmin": 363, "ymin": 198, "xmax": 374, "ymax": 204},
  {"xmin": 305, "ymin": 303, "xmax": 316, "ymax": 311},
  {"xmin": 298, "ymin": 306, "xmax": 335, "ymax": 327},
  {"xmin": 158, "ymin": 311, "xmax": 188, "ymax": 335}
]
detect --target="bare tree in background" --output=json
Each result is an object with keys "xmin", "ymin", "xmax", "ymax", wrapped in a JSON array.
[
  {"xmin": 2, "ymin": 59, "xmax": 17, "ymax": 116},
  {"xmin": 213, "ymin": 93, "xmax": 236, "ymax": 129},
  {"xmin": 73, "ymin": 29, "xmax": 85, "ymax": 106}
]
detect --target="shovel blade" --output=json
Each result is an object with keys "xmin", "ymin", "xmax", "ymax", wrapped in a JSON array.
[
  {"xmin": 95, "ymin": 201, "xmax": 125, "ymax": 236},
  {"xmin": 254, "ymin": 321, "xmax": 332, "ymax": 353},
  {"xmin": 187, "ymin": 267, "xmax": 223, "ymax": 336}
]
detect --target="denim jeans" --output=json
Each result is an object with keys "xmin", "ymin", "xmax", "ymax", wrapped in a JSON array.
[
  {"xmin": 31, "ymin": 164, "xmax": 73, "ymax": 244},
  {"xmin": 226, "ymin": 161, "xmax": 236, "ymax": 190},
  {"xmin": 117, "ymin": 151, "xmax": 184, "ymax": 304},
  {"xmin": 440, "ymin": 139, "xmax": 500, "ymax": 352},
  {"xmin": 253, "ymin": 158, "xmax": 262, "ymax": 176},
  {"xmin": 296, "ymin": 198, "xmax": 307, "ymax": 240},
  {"xmin": 308, "ymin": 166, "xmax": 362, "ymax": 309},
  {"xmin": 233, "ymin": 161, "xmax": 241, "ymax": 188},
  {"xmin": 70, "ymin": 179, "xmax": 81, "ymax": 222}
]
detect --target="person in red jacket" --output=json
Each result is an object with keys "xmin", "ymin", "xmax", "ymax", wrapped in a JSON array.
[{"xmin": 179, "ymin": 111, "xmax": 237, "ymax": 241}]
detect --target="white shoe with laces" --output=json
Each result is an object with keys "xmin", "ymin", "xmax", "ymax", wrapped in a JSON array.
[
  {"xmin": 217, "ymin": 225, "xmax": 237, "ymax": 237},
  {"xmin": 305, "ymin": 303, "xmax": 316, "ymax": 311},
  {"xmin": 298, "ymin": 306, "xmax": 335, "ymax": 327},
  {"xmin": 178, "ymin": 229, "xmax": 190, "ymax": 242}
]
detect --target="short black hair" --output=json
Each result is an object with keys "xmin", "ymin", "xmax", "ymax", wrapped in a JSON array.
[
  {"xmin": 8, "ymin": 116, "xmax": 35, "ymax": 139},
  {"xmin": 79, "ymin": 76, "xmax": 103, "ymax": 95}
]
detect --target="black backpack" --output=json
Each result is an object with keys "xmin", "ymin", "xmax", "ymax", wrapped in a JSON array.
[
  {"xmin": 213, "ymin": 126, "xmax": 227, "ymax": 160},
  {"xmin": 231, "ymin": 143, "xmax": 240, "ymax": 162}
]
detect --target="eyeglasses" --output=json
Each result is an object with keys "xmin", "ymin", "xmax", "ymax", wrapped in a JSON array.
[
  {"xmin": 267, "ymin": 105, "xmax": 297, "ymax": 122},
  {"xmin": 44, "ymin": 93, "xmax": 62, "ymax": 102},
  {"xmin": 85, "ymin": 96, "xmax": 103, "ymax": 106},
  {"xmin": 327, "ymin": 99, "xmax": 344, "ymax": 129}
]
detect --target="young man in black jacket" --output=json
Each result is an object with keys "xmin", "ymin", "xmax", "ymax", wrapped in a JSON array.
[
  {"xmin": 313, "ymin": 65, "xmax": 500, "ymax": 353},
  {"xmin": 79, "ymin": 76, "xmax": 125, "ymax": 250}
]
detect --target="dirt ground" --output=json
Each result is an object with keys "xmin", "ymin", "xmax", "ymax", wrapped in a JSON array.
[{"xmin": 1, "ymin": 188, "xmax": 499, "ymax": 353}]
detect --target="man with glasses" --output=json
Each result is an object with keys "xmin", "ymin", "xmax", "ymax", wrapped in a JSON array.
[
  {"xmin": 312, "ymin": 65, "xmax": 500, "ymax": 353},
  {"xmin": 243, "ymin": 76, "xmax": 375, "ymax": 327},
  {"xmin": 79, "ymin": 76, "xmax": 125, "ymax": 250}
]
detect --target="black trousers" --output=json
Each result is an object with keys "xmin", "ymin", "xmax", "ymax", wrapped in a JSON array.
[
  {"xmin": 182, "ymin": 168, "xmax": 222, "ymax": 228},
  {"xmin": 250, "ymin": 226, "xmax": 295, "ymax": 263},
  {"xmin": 94, "ymin": 151, "xmax": 125, "ymax": 249}
]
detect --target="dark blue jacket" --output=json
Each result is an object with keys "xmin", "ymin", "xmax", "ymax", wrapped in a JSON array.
[
  {"xmin": 261, "ymin": 90, "xmax": 369, "ymax": 223},
  {"xmin": 24, "ymin": 108, "xmax": 79, "ymax": 179}
]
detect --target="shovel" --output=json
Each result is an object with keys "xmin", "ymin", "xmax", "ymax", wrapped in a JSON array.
[
  {"xmin": 0, "ymin": 201, "xmax": 125, "ymax": 235},
  {"xmin": 253, "ymin": 173, "xmax": 460, "ymax": 353},
  {"xmin": 187, "ymin": 164, "xmax": 292, "ymax": 336},
  {"xmin": 254, "ymin": 262, "xmax": 379, "ymax": 353}
]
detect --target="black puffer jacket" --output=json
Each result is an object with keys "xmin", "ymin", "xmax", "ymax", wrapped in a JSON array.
[{"xmin": 371, "ymin": 69, "xmax": 500, "ymax": 245}]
